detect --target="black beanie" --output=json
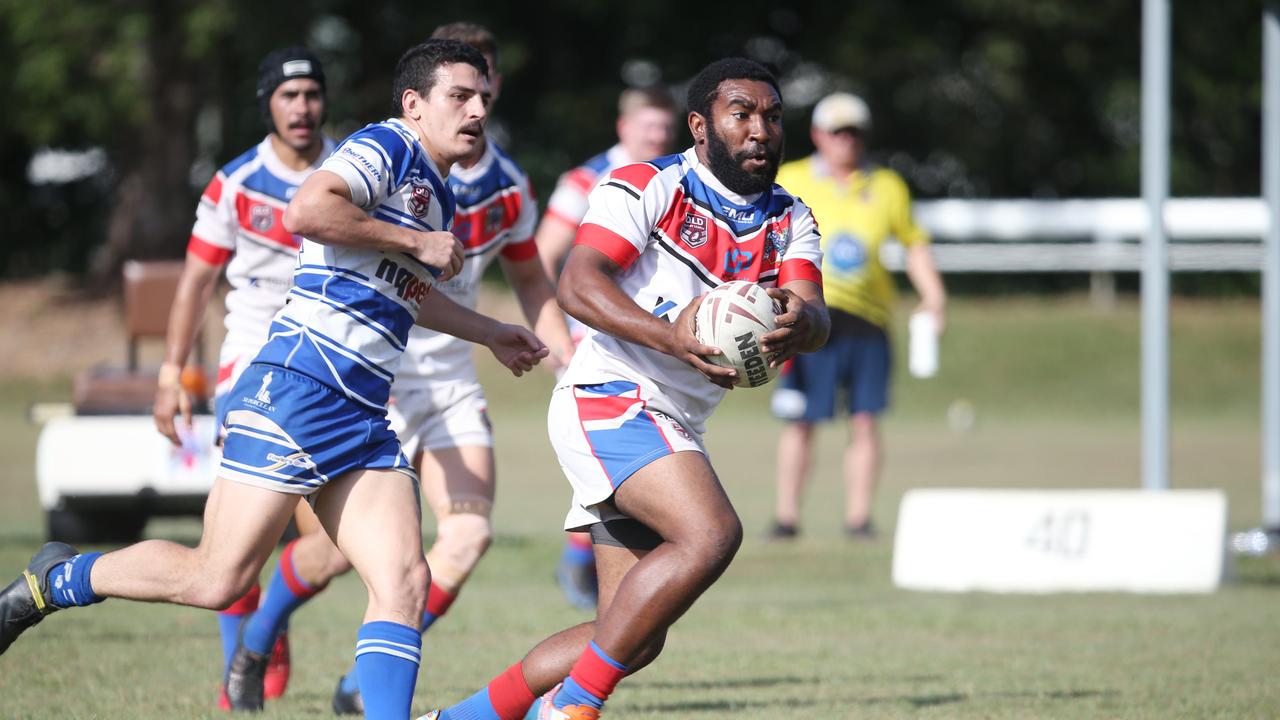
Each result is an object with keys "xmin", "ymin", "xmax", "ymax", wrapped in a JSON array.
[{"xmin": 256, "ymin": 46, "xmax": 326, "ymax": 133}]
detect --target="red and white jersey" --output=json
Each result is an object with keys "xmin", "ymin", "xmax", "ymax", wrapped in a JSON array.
[
  {"xmin": 188, "ymin": 135, "xmax": 335, "ymax": 356},
  {"xmin": 543, "ymin": 144, "xmax": 631, "ymax": 230},
  {"xmin": 561, "ymin": 147, "xmax": 823, "ymax": 432},
  {"xmin": 397, "ymin": 140, "xmax": 538, "ymax": 387}
]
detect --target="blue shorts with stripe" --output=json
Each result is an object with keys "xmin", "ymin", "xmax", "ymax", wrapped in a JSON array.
[
  {"xmin": 218, "ymin": 363, "xmax": 414, "ymax": 495},
  {"xmin": 772, "ymin": 328, "xmax": 891, "ymax": 421}
]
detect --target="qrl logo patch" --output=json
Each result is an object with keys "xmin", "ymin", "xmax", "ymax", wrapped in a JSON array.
[
  {"xmin": 679, "ymin": 213, "xmax": 708, "ymax": 248},
  {"xmin": 409, "ymin": 182, "xmax": 433, "ymax": 218},
  {"xmin": 250, "ymin": 204, "xmax": 275, "ymax": 232}
]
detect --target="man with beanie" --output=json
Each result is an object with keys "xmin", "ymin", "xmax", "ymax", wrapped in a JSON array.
[{"xmin": 149, "ymin": 45, "xmax": 334, "ymax": 711}]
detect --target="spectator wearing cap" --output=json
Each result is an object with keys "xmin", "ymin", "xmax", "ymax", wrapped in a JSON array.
[{"xmin": 768, "ymin": 92, "xmax": 946, "ymax": 540}]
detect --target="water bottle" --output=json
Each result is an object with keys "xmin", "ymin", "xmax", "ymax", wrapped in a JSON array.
[{"xmin": 908, "ymin": 312, "xmax": 939, "ymax": 379}]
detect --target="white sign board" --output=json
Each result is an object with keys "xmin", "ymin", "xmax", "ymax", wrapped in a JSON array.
[{"xmin": 892, "ymin": 489, "xmax": 1228, "ymax": 594}]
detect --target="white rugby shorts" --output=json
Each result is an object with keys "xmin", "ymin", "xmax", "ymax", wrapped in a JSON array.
[
  {"xmin": 548, "ymin": 379, "xmax": 704, "ymax": 530},
  {"xmin": 388, "ymin": 380, "xmax": 493, "ymax": 458}
]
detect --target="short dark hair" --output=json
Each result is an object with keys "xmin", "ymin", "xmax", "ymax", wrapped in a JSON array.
[
  {"xmin": 430, "ymin": 22, "xmax": 499, "ymax": 67},
  {"xmin": 391, "ymin": 39, "xmax": 490, "ymax": 116},
  {"xmin": 686, "ymin": 58, "xmax": 781, "ymax": 119}
]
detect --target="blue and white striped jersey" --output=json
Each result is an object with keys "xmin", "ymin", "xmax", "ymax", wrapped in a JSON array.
[{"xmin": 254, "ymin": 118, "xmax": 454, "ymax": 411}]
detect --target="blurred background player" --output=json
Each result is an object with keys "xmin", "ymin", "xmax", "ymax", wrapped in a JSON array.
[
  {"xmin": 429, "ymin": 57, "xmax": 829, "ymax": 720},
  {"xmin": 768, "ymin": 92, "xmax": 946, "ymax": 540},
  {"xmin": 149, "ymin": 45, "xmax": 335, "ymax": 710},
  {"xmin": 534, "ymin": 86, "xmax": 677, "ymax": 610}
]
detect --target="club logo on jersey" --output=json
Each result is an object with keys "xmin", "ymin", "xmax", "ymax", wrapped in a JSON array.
[
  {"xmin": 409, "ymin": 182, "xmax": 433, "ymax": 218},
  {"xmin": 485, "ymin": 204, "xmax": 505, "ymax": 234},
  {"xmin": 764, "ymin": 227, "xmax": 790, "ymax": 262},
  {"xmin": 679, "ymin": 212, "xmax": 708, "ymax": 248},
  {"xmin": 250, "ymin": 204, "xmax": 275, "ymax": 232},
  {"xmin": 375, "ymin": 258, "xmax": 431, "ymax": 304},
  {"xmin": 452, "ymin": 219, "xmax": 471, "ymax": 241}
]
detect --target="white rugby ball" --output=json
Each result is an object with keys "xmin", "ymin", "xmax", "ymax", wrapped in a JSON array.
[{"xmin": 693, "ymin": 281, "xmax": 783, "ymax": 388}]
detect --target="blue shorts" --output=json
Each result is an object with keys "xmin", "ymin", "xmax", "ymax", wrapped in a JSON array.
[
  {"xmin": 772, "ymin": 330, "xmax": 891, "ymax": 421},
  {"xmin": 218, "ymin": 363, "xmax": 414, "ymax": 495}
]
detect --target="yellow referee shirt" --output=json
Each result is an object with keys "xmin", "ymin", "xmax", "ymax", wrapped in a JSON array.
[{"xmin": 777, "ymin": 156, "xmax": 929, "ymax": 329}]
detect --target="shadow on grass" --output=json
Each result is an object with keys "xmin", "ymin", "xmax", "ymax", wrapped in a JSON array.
[
  {"xmin": 625, "ymin": 686, "xmax": 1117, "ymax": 715},
  {"xmin": 633, "ymin": 673, "xmax": 945, "ymax": 691}
]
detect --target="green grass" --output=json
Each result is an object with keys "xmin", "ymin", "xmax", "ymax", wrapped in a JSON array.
[{"xmin": 1, "ymin": 296, "xmax": 1279, "ymax": 719}]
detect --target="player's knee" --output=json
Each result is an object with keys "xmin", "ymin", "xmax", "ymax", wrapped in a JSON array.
[
  {"xmin": 443, "ymin": 512, "xmax": 493, "ymax": 561},
  {"xmin": 317, "ymin": 540, "xmax": 353, "ymax": 579},
  {"xmin": 429, "ymin": 512, "xmax": 492, "ymax": 587},
  {"xmin": 693, "ymin": 513, "xmax": 742, "ymax": 574},
  {"xmin": 199, "ymin": 570, "xmax": 261, "ymax": 610},
  {"xmin": 629, "ymin": 632, "xmax": 668, "ymax": 673}
]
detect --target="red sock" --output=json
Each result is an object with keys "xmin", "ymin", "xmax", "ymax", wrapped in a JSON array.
[
  {"xmin": 486, "ymin": 662, "xmax": 536, "ymax": 720},
  {"xmin": 425, "ymin": 582, "xmax": 457, "ymax": 618},
  {"xmin": 568, "ymin": 642, "xmax": 627, "ymax": 704},
  {"xmin": 279, "ymin": 538, "xmax": 326, "ymax": 598},
  {"xmin": 220, "ymin": 583, "xmax": 261, "ymax": 616}
]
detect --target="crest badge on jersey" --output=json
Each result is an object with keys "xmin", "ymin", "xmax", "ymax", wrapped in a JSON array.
[
  {"xmin": 250, "ymin": 204, "xmax": 275, "ymax": 232},
  {"xmin": 485, "ymin": 204, "xmax": 505, "ymax": 235},
  {"xmin": 409, "ymin": 181, "xmax": 433, "ymax": 218},
  {"xmin": 679, "ymin": 212, "xmax": 708, "ymax": 248},
  {"xmin": 764, "ymin": 226, "xmax": 791, "ymax": 261}
]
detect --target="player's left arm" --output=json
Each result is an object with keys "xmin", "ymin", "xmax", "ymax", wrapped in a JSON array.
[
  {"xmin": 498, "ymin": 254, "xmax": 575, "ymax": 372},
  {"xmin": 415, "ymin": 289, "xmax": 549, "ymax": 377},
  {"xmin": 762, "ymin": 280, "xmax": 829, "ymax": 367}
]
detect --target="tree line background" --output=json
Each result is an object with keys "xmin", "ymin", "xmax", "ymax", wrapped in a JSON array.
[{"xmin": 0, "ymin": 0, "xmax": 1268, "ymax": 288}]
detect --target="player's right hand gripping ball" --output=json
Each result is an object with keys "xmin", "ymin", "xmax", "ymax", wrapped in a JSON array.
[{"xmin": 693, "ymin": 281, "xmax": 783, "ymax": 388}]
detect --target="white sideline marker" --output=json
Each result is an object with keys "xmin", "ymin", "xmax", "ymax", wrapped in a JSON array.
[{"xmin": 892, "ymin": 489, "xmax": 1228, "ymax": 594}]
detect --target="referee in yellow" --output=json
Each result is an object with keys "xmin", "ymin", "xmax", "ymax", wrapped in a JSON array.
[{"xmin": 769, "ymin": 92, "xmax": 946, "ymax": 539}]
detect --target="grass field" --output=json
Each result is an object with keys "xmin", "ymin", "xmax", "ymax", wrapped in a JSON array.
[{"xmin": 1, "ymin": 296, "xmax": 1278, "ymax": 719}]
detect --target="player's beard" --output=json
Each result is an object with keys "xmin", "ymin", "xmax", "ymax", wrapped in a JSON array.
[{"xmin": 704, "ymin": 123, "xmax": 782, "ymax": 196}]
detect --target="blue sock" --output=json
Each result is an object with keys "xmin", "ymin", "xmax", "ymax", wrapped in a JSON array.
[
  {"xmin": 337, "ymin": 666, "xmax": 359, "ymax": 695},
  {"xmin": 47, "ymin": 552, "xmax": 103, "ymax": 608},
  {"xmin": 441, "ymin": 688, "xmax": 500, "ymax": 720},
  {"xmin": 355, "ymin": 621, "xmax": 421, "ymax": 720},
  {"xmin": 554, "ymin": 677, "xmax": 601, "ymax": 710},
  {"xmin": 241, "ymin": 542, "xmax": 317, "ymax": 655},
  {"xmin": 218, "ymin": 613, "xmax": 242, "ymax": 672}
]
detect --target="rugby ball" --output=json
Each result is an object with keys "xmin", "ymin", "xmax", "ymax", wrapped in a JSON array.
[{"xmin": 693, "ymin": 281, "xmax": 783, "ymax": 388}]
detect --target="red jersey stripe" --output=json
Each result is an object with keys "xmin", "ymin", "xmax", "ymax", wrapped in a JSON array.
[
  {"xmin": 188, "ymin": 235, "xmax": 233, "ymax": 266},
  {"xmin": 576, "ymin": 223, "xmax": 640, "ymax": 269},
  {"xmin": 778, "ymin": 258, "xmax": 823, "ymax": 286}
]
